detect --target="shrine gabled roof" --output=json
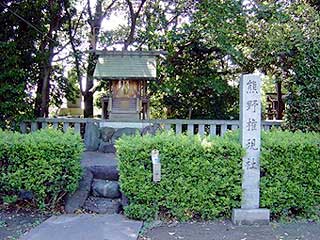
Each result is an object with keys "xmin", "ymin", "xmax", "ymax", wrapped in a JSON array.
[{"xmin": 93, "ymin": 51, "xmax": 160, "ymax": 80}]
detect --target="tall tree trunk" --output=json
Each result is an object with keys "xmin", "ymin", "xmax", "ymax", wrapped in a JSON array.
[
  {"xmin": 83, "ymin": 0, "xmax": 116, "ymax": 117},
  {"xmin": 83, "ymin": 52, "xmax": 98, "ymax": 117},
  {"xmin": 276, "ymin": 81, "xmax": 284, "ymax": 120},
  {"xmin": 38, "ymin": 67, "xmax": 51, "ymax": 117},
  {"xmin": 84, "ymin": 92, "xmax": 94, "ymax": 117},
  {"xmin": 34, "ymin": 80, "xmax": 43, "ymax": 117},
  {"xmin": 35, "ymin": 42, "xmax": 55, "ymax": 117},
  {"xmin": 34, "ymin": 0, "xmax": 63, "ymax": 117}
]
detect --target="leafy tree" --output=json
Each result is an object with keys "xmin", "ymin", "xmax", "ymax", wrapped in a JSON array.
[
  {"xmin": 68, "ymin": 0, "xmax": 198, "ymax": 117},
  {"xmin": 0, "ymin": 42, "xmax": 34, "ymax": 129},
  {"xmin": 0, "ymin": 1, "xmax": 42, "ymax": 128},
  {"xmin": 246, "ymin": 1, "xmax": 320, "ymax": 131},
  {"xmin": 33, "ymin": 0, "xmax": 70, "ymax": 117},
  {"xmin": 150, "ymin": 0, "xmax": 246, "ymax": 119},
  {"xmin": 0, "ymin": 0, "xmax": 78, "ymax": 128}
]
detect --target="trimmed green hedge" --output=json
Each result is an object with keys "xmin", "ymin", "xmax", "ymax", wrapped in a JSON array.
[
  {"xmin": 260, "ymin": 130, "xmax": 320, "ymax": 220},
  {"xmin": 116, "ymin": 132, "xmax": 244, "ymax": 221},
  {"xmin": 0, "ymin": 129, "xmax": 84, "ymax": 209},
  {"xmin": 118, "ymin": 130, "xmax": 320, "ymax": 221}
]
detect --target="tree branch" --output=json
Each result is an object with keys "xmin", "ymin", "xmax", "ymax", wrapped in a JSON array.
[{"xmin": 124, "ymin": 0, "xmax": 147, "ymax": 50}]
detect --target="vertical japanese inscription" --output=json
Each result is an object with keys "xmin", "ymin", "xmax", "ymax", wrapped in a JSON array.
[{"xmin": 240, "ymin": 74, "xmax": 261, "ymax": 209}]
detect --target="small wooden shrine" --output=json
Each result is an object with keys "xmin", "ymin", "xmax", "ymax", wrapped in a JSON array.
[
  {"xmin": 265, "ymin": 92, "xmax": 285, "ymax": 120},
  {"xmin": 93, "ymin": 51, "xmax": 160, "ymax": 120}
]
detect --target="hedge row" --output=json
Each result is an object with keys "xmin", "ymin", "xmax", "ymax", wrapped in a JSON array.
[
  {"xmin": 117, "ymin": 132, "xmax": 244, "ymax": 221},
  {"xmin": 117, "ymin": 130, "xmax": 320, "ymax": 221},
  {"xmin": 0, "ymin": 129, "xmax": 84, "ymax": 209},
  {"xmin": 260, "ymin": 130, "xmax": 320, "ymax": 220}
]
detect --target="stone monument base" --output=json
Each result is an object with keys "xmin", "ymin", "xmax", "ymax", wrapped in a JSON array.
[{"xmin": 232, "ymin": 208, "xmax": 270, "ymax": 225}]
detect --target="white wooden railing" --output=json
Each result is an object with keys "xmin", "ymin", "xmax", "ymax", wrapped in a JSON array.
[{"xmin": 20, "ymin": 118, "xmax": 282, "ymax": 137}]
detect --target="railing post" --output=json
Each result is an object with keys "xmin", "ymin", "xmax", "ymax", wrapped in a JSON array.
[
  {"xmin": 231, "ymin": 124, "xmax": 238, "ymax": 131},
  {"xmin": 74, "ymin": 123, "xmax": 81, "ymax": 134},
  {"xmin": 53, "ymin": 122, "xmax": 59, "ymax": 129},
  {"xmin": 20, "ymin": 122, "xmax": 27, "ymax": 133},
  {"xmin": 198, "ymin": 124, "xmax": 205, "ymax": 136},
  {"xmin": 187, "ymin": 124, "xmax": 193, "ymax": 134},
  {"xmin": 210, "ymin": 124, "xmax": 216, "ymax": 136},
  {"xmin": 164, "ymin": 124, "xmax": 171, "ymax": 131},
  {"xmin": 42, "ymin": 122, "xmax": 48, "ymax": 129},
  {"xmin": 31, "ymin": 122, "xmax": 38, "ymax": 132},
  {"xmin": 221, "ymin": 124, "xmax": 227, "ymax": 136},
  {"xmin": 176, "ymin": 123, "xmax": 182, "ymax": 134},
  {"xmin": 63, "ymin": 122, "xmax": 69, "ymax": 132}
]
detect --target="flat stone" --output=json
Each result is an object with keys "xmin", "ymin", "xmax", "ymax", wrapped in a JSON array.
[
  {"xmin": 81, "ymin": 152, "xmax": 117, "ymax": 168},
  {"xmin": 111, "ymin": 128, "xmax": 140, "ymax": 143},
  {"xmin": 141, "ymin": 124, "xmax": 162, "ymax": 136},
  {"xmin": 92, "ymin": 179, "xmax": 121, "ymax": 198},
  {"xmin": 98, "ymin": 142, "xmax": 116, "ymax": 153},
  {"xmin": 121, "ymin": 194, "xmax": 129, "ymax": 207},
  {"xmin": 65, "ymin": 169, "xmax": 93, "ymax": 213},
  {"xmin": 84, "ymin": 123, "xmax": 100, "ymax": 151},
  {"xmin": 83, "ymin": 197, "xmax": 121, "ymax": 214},
  {"xmin": 19, "ymin": 214, "xmax": 143, "ymax": 240},
  {"xmin": 232, "ymin": 208, "xmax": 270, "ymax": 225},
  {"xmin": 100, "ymin": 127, "xmax": 115, "ymax": 142},
  {"xmin": 89, "ymin": 165, "xmax": 119, "ymax": 181}
]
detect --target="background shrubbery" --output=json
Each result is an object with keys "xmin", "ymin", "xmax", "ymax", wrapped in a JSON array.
[
  {"xmin": 117, "ymin": 132, "xmax": 244, "ymax": 221},
  {"xmin": 0, "ymin": 129, "xmax": 84, "ymax": 209},
  {"xmin": 260, "ymin": 130, "xmax": 320, "ymax": 220}
]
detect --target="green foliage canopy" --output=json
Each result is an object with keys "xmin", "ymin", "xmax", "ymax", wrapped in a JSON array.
[
  {"xmin": 246, "ymin": 1, "xmax": 320, "ymax": 131},
  {"xmin": 150, "ymin": 0, "xmax": 246, "ymax": 119}
]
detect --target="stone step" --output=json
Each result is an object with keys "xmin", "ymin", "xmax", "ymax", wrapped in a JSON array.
[
  {"xmin": 98, "ymin": 142, "xmax": 116, "ymax": 153},
  {"xmin": 20, "ymin": 214, "xmax": 143, "ymax": 240},
  {"xmin": 65, "ymin": 169, "xmax": 93, "ymax": 214},
  {"xmin": 92, "ymin": 179, "xmax": 121, "ymax": 199},
  {"xmin": 109, "ymin": 112, "xmax": 140, "ymax": 121},
  {"xmin": 83, "ymin": 196, "xmax": 121, "ymax": 214},
  {"xmin": 87, "ymin": 165, "xmax": 119, "ymax": 181},
  {"xmin": 112, "ymin": 98, "xmax": 137, "ymax": 109}
]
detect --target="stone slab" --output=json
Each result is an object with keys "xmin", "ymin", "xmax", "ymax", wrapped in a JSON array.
[
  {"xmin": 99, "ymin": 142, "xmax": 116, "ymax": 153},
  {"xmin": 100, "ymin": 122, "xmax": 150, "ymax": 129},
  {"xmin": 19, "ymin": 214, "xmax": 143, "ymax": 240},
  {"xmin": 81, "ymin": 152, "xmax": 118, "ymax": 168},
  {"xmin": 84, "ymin": 123, "xmax": 101, "ymax": 151},
  {"xmin": 65, "ymin": 168, "xmax": 93, "ymax": 214},
  {"xmin": 89, "ymin": 165, "xmax": 119, "ymax": 180},
  {"xmin": 92, "ymin": 179, "xmax": 121, "ymax": 198},
  {"xmin": 83, "ymin": 197, "xmax": 121, "ymax": 214},
  {"xmin": 232, "ymin": 208, "xmax": 270, "ymax": 225}
]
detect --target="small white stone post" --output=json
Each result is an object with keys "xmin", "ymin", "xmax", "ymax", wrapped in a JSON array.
[{"xmin": 232, "ymin": 74, "xmax": 270, "ymax": 225}]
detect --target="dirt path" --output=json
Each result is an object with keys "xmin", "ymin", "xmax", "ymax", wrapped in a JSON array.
[
  {"xmin": 0, "ymin": 207, "xmax": 49, "ymax": 240},
  {"xmin": 140, "ymin": 220, "xmax": 320, "ymax": 240}
]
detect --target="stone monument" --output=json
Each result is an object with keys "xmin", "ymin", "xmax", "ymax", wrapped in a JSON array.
[{"xmin": 232, "ymin": 74, "xmax": 270, "ymax": 225}]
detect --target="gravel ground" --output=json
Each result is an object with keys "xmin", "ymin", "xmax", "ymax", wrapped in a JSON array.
[
  {"xmin": 139, "ymin": 220, "xmax": 320, "ymax": 240},
  {"xmin": 0, "ymin": 206, "xmax": 49, "ymax": 240}
]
